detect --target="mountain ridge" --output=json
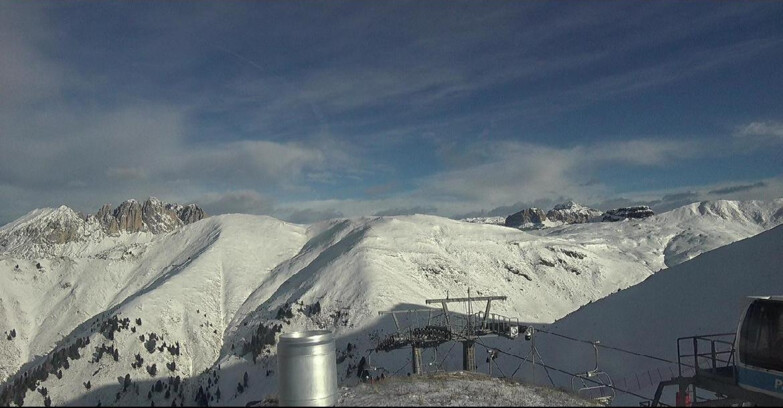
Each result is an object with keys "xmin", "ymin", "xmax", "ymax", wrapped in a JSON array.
[{"xmin": 0, "ymin": 198, "xmax": 207, "ymax": 258}]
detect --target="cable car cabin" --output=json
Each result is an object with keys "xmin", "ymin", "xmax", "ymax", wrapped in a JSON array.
[
  {"xmin": 652, "ymin": 296, "xmax": 783, "ymax": 406},
  {"xmin": 736, "ymin": 296, "xmax": 783, "ymax": 398}
]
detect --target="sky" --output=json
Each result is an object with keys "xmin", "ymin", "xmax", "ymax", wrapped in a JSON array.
[{"xmin": 1, "ymin": 1, "xmax": 782, "ymax": 225}]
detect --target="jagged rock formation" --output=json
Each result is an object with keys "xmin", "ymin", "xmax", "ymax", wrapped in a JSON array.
[
  {"xmin": 546, "ymin": 201, "xmax": 603, "ymax": 224},
  {"xmin": 504, "ymin": 201, "xmax": 602, "ymax": 228},
  {"xmin": 113, "ymin": 200, "xmax": 144, "ymax": 233},
  {"xmin": 95, "ymin": 204, "xmax": 119, "ymax": 235},
  {"xmin": 0, "ymin": 198, "xmax": 207, "ymax": 257},
  {"xmin": 168, "ymin": 204, "xmax": 206, "ymax": 225},
  {"xmin": 505, "ymin": 208, "xmax": 547, "ymax": 227},
  {"xmin": 142, "ymin": 198, "xmax": 181, "ymax": 234},
  {"xmin": 96, "ymin": 198, "xmax": 207, "ymax": 235},
  {"xmin": 602, "ymin": 206, "xmax": 655, "ymax": 222}
]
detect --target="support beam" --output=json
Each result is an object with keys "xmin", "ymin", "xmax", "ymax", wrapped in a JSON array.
[
  {"xmin": 482, "ymin": 300, "xmax": 492, "ymax": 330},
  {"xmin": 462, "ymin": 341, "xmax": 476, "ymax": 372},
  {"xmin": 426, "ymin": 296, "xmax": 506, "ymax": 304},
  {"xmin": 442, "ymin": 302, "xmax": 450, "ymax": 329},
  {"xmin": 411, "ymin": 345, "xmax": 423, "ymax": 375}
]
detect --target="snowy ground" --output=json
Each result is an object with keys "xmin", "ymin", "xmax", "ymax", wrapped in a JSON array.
[{"xmin": 335, "ymin": 371, "xmax": 594, "ymax": 406}]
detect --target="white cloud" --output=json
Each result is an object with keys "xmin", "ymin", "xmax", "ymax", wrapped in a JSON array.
[
  {"xmin": 196, "ymin": 190, "xmax": 276, "ymax": 215},
  {"xmin": 736, "ymin": 121, "xmax": 783, "ymax": 142},
  {"xmin": 411, "ymin": 138, "xmax": 698, "ymax": 212}
]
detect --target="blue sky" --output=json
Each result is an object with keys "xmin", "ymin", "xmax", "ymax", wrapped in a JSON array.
[{"xmin": 1, "ymin": 1, "xmax": 782, "ymax": 224}]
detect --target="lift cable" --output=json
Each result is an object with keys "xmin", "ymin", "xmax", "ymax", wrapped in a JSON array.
[
  {"xmin": 392, "ymin": 357, "xmax": 411, "ymax": 376},
  {"xmin": 437, "ymin": 341, "xmax": 459, "ymax": 372},
  {"xmin": 534, "ymin": 328, "xmax": 691, "ymax": 368},
  {"xmin": 468, "ymin": 336, "xmax": 659, "ymax": 403}
]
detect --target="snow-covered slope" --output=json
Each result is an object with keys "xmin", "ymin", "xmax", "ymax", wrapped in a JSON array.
[
  {"xmin": 535, "ymin": 199, "xmax": 783, "ymax": 267},
  {"xmin": 531, "ymin": 223, "xmax": 783, "ymax": 405},
  {"xmin": 459, "ymin": 216, "xmax": 506, "ymax": 225},
  {"xmin": 0, "ymin": 199, "xmax": 781, "ymax": 406}
]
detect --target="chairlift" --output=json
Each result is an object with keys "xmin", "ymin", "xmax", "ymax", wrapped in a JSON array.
[{"xmin": 570, "ymin": 341, "xmax": 615, "ymax": 406}]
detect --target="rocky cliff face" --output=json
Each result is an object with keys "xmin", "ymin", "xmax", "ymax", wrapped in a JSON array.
[
  {"xmin": 602, "ymin": 206, "xmax": 655, "ymax": 222},
  {"xmin": 546, "ymin": 201, "xmax": 603, "ymax": 224},
  {"xmin": 141, "ymin": 198, "xmax": 182, "ymax": 234},
  {"xmin": 97, "ymin": 197, "xmax": 207, "ymax": 235},
  {"xmin": 505, "ymin": 208, "xmax": 547, "ymax": 227},
  {"xmin": 94, "ymin": 204, "xmax": 119, "ymax": 235},
  {"xmin": 113, "ymin": 200, "xmax": 144, "ymax": 233},
  {"xmin": 170, "ymin": 203, "xmax": 207, "ymax": 225}
]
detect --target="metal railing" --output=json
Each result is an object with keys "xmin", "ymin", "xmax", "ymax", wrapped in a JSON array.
[{"xmin": 676, "ymin": 333, "xmax": 736, "ymax": 377}]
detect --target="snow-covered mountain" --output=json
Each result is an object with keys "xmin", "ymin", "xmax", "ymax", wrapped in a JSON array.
[
  {"xmin": 0, "ymin": 198, "xmax": 206, "ymax": 258},
  {"xmin": 0, "ymin": 198, "xmax": 781, "ymax": 406}
]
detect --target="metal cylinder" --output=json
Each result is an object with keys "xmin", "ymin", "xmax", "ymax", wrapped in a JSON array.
[{"xmin": 277, "ymin": 330, "xmax": 337, "ymax": 407}]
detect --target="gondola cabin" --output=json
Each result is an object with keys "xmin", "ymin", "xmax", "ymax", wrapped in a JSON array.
[{"xmin": 735, "ymin": 296, "xmax": 783, "ymax": 398}]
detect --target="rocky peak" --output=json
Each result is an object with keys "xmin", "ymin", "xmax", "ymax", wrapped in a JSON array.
[
  {"xmin": 505, "ymin": 208, "xmax": 547, "ymax": 228},
  {"xmin": 113, "ymin": 199, "xmax": 144, "ymax": 233},
  {"xmin": 95, "ymin": 198, "xmax": 207, "ymax": 235},
  {"xmin": 0, "ymin": 206, "xmax": 96, "ymax": 256},
  {"xmin": 552, "ymin": 200, "xmax": 580, "ymax": 211},
  {"xmin": 174, "ymin": 204, "xmax": 207, "ymax": 225},
  {"xmin": 602, "ymin": 206, "xmax": 655, "ymax": 222},
  {"xmin": 547, "ymin": 201, "xmax": 603, "ymax": 224},
  {"xmin": 142, "ymin": 197, "xmax": 182, "ymax": 234},
  {"xmin": 95, "ymin": 203, "xmax": 119, "ymax": 235}
]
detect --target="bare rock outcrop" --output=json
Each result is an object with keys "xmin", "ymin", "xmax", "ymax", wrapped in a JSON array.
[
  {"xmin": 505, "ymin": 208, "xmax": 547, "ymax": 228},
  {"xmin": 94, "ymin": 198, "xmax": 207, "ymax": 234},
  {"xmin": 546, "ymin": 201, "xmax": 603, "ymax": 224},
  {"xmin": 168, "ymin": 203, "xmax": 207, "ymax": 225},
  {"xmin": 602, "ymin": 206, "xmax": 655, "ymax": 222},
  {"xmin": 113, "ymin": 200, "xmax": 144, "ymax": 232},
  {"xmin": 96, "ymin": 203, "xmax": 120, "ymax": 235},
  {"xmin": 142, "ymin": 197, "xmax": 182, "ymax": 234}
]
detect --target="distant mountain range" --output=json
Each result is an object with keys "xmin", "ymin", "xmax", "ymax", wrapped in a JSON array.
[{"xmin": 461, "ymin": 200, "xmax": 657, "ymax": 229}]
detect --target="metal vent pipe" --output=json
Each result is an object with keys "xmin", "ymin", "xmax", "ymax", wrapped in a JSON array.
[{"xmin": 277, "ymin": 330, "xmax": 337, "ymax": 406}]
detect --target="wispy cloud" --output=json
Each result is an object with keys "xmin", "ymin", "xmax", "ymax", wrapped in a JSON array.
[
  {"xmin": 197, "ymin": 190, "xmax": 276, "ymax": 215},
  {"xmin": 736, "ymin": 121, "xmax": 783, "ymax": 144},
  {"xmin": 708, "ymin": 182, "xmax": 766, "ymax": 195},
  {"xmin": 414, "ymin": 138, "xmax": 700, "ymax": 208}
]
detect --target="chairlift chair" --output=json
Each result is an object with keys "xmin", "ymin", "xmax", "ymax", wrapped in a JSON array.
[{"xmin": 570, "ymin": 341, "xmax": 616, "ymax": 406}]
